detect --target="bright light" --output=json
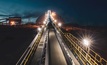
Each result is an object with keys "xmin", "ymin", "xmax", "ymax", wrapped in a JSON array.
[
  {"xmin": 37, "ymin": 27, "xmax": 41, "ymax": 32},
  {"xmin": 10, "ymin": 21, "xmax": 15, "ymax": 26},
  {"xmin": 43, "ymin": 21, "xmax": 46, "ymax": 24},
  {"xmin": 58, "ymin": 23, "xmax": 62, "ymax": 27},
  {"xmin": 51, "ymin": 12, "xmax": 56, "ymax": 16},
  {"xmin": 82, "ymin": 38, "xmax": 90, "ymax": 46},
  {"xmin": 54, "ymin": 20, "xmax": 57, "ymax": 23}
]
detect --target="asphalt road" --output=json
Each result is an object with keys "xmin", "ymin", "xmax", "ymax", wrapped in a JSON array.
[{"xmin": 48, "ymin": 29, "xmax": 67, "ymax": 65}]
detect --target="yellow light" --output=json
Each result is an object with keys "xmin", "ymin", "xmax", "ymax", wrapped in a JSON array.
[
  {"xmin": 54, "ymin": 20, "xmax": 57, "ymax": 23},
  {"xmin": 83, "ymin": 38, "xmax": 90, "ymax": 46},
  {"xmin": 43, "ymin": 21, "xmax": 46, "ymax": 24},
  {"xmin": 37, "ymin": 27, "xmax": 41, "ymax": 31},
  {"xmin": 51, "ymin": 12, "xmax": 56, "ymax": 16},
  {"xmin": 10, "ymin": 21, "xmax": 15, "ymax": 25},
  {"xmin": 58, "ymin": 23, "xmax": 62, "ymax": 27}
]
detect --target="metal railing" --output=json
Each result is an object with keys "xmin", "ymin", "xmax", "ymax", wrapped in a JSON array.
[
  {"xmin": 46, "ymin": 16, "xmax": 107, "ymax": 65},
  {"xmin": 56, "ymin": 26, "xmax": 107, "ymax": 65},
  {"xmin": 64, "ymin": 33, "xmax": 107, "ymax": 65},
  {"xmin": 16, "ymin": 31, "xmax": 43, "ymax": 65}
]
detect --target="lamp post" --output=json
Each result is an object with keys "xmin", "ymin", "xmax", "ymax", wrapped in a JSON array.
[{"xmin": 58, "ymin": 23, "xmax": 62, "ymax": 27}]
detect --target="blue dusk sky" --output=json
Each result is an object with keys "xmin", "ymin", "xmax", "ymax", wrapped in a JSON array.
[{"xmin": 0, "ymin": 0, "xmax": 107, "ymax": 26}]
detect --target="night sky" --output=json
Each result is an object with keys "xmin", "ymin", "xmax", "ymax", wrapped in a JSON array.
[{"xmin": 0, "ymin": 0, "xmax": 107, "ymax": 26}]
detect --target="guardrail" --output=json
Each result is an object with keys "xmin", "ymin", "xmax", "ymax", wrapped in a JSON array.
[
  {"xmin": 16, "ymin": 31, "xmax": 43, "ymax": 65},
  {"xmin": 45, "ymin": 30, "xmax": 49, "ymax": 65},
  {"xmin": 50, "ymin": 18, "xmax": 107, "ymax": 65},
  {"xmin": 56, "ymin": 26, "xmax": 107, "ymax": 65},
  {"xmin": 64, "ymin": 33, "xmax": 107, "ymax": 65}
]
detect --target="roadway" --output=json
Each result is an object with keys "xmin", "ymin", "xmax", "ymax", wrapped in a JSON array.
[{"xmin": 48, "ymin": 28, "xmax": 67, "ymax": 65}]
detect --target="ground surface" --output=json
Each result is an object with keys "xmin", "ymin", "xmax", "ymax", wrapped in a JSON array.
[{"xmin": 0, "ymin": 25, "xmax": 37, "ymax": 65}]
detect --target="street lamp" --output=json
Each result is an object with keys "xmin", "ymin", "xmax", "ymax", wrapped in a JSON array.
[
  {"xmin": 54, "ymin": 20, "xmax": 57, "ymax": 23},
  {"xmin": 37, "ymin": 27, "xmax": 41, "ymax": 32},
  {"xmin": 83, "ymin": 38, "xmax": 90, "ymax": 47},
  {"xmin": 58, "ymin": 23, "xmax": 62, "ymax": 27},
  {"xmin": 51, "ymin": 12, "xmax": 56, "ymax": 16},
  {"xmin": 43, "ymin": 21, "xmax": 46, "ymax": 24},
  {"xmin": 82, "ymin": 38, "xmax": 91, "ymax": 53}
]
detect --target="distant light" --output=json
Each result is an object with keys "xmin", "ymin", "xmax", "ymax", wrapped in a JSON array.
[
  {"xmin": 51, "ymin": 12, "xmax": 56, "ymax": 16},
  {"xmin": 58, "ymin": 23, "xmax": 62, "ymax": 27},
  {"xmin": 43, "ymin": 21, "xmax": 46, "ymax": 24},
  {"xmin": 37, "ymin": 27, "xmax": 41, "ymax": 32},
  {"xmin": 54, "ymin": 20, "xmax": 57, "ymax": 23},
  {"xmin": 10, "ymin": 21, "xmax": 15, "ymax": 26},
  {"xmin": 82, "ymin": 38, "xmax": 90, "ymax": 46}
]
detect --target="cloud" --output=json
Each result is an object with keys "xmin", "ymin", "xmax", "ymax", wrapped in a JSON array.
[{"xmin": 10, "ymin": 11, "xmax": 42, "ymax": 18}]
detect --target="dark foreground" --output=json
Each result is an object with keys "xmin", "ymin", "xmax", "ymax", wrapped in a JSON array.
[{"xmin": 0, "ymin": 25, "xmax": 37, "ymax": 65}]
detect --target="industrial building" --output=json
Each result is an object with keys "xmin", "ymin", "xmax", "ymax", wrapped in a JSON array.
[{"xmin": 9, "ymin": 17, "xmax": 21, "ymax": 25}]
